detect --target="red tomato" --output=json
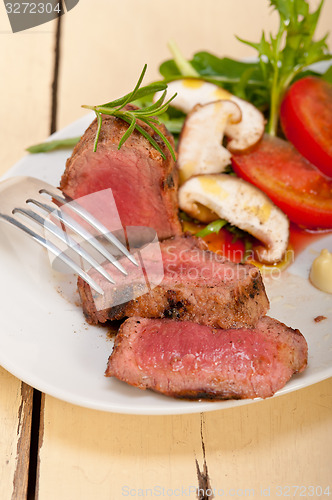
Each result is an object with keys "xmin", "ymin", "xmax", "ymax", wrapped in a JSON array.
[
  {"xmin": 231, "ymin": 135, "xmax": 332, "ymax": 229},
  {"xmin": 280, "ymin": 76, "xmax": 332, "ymax": 178},
  {"xmin": 203, "ymin": 228, "xmax": 246, "ymax": 263}
]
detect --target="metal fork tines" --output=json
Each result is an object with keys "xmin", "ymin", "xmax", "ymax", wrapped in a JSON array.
[{"xmin": 0, "ymin": 176, "xmax": 138, "ymax": 295}]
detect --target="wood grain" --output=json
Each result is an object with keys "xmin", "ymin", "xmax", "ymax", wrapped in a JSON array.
[
  {"xmin": 0, "ymin": 369, "xmax": 33, "ymax": 500},
  {"xmin": 11, "ymin": 383, "xmax": 34, "ymax": 500},
  {"xmin": 203, "ymin": 381, "xmax": 332, "ymax": 493},
  {"xmin": 37, "ymin": 380, "xmax": 332, "ymax": 499},
  {"xmin": 0, "ymin": 19, "xmax": 55, "ymax": 175},
  {"xmin": 0, "ymin": 13, "xmax": 56, "ymax": 500}
]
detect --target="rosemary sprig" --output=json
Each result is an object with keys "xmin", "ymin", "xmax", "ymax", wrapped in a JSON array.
[{"xmin": 82, "ymin": 65, "xmax": 177, "ymax": 160}]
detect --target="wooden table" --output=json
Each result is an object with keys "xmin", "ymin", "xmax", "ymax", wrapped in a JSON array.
[{"xmin": 1, "ymin": 1, "xmax": 332, "ymax": 498}]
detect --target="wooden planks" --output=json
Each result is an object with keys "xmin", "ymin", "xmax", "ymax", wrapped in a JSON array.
[
  {"xmin": 0, "ymin": 369, "xmax": 33, "ymax": 500},
  {"xmin": 37, "ymin": 399, "xmax": 203, "ymax": 499},
  {"xmin": 36, "ymin": 380, "xmax": 332, "ymax": 499},
  {"xmin": 203, "ymin": 380, "xmax": 332, "ymax": 492},
  {"xmin": 0, "ymin": 18, "xmax": 55, "ymax": 175},
  {"xmin": 0, "ymin": 11, "xmax": 56, "ymax": 499}
]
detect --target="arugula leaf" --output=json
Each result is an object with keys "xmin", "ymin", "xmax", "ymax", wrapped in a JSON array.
[
  {"xmin": 27, "ymin": 136, "xmax": 81, "ymax": 153},
  {"xmin": 192, "ymin": 53, "xmax": 269, "ymax": 107},
  {"xmin": 195, "ymin": 219, "xmax": 227, "ymax": 238},
  {"xmin": 159, "ymin": 59, "xmax": 181, "ymax": 80},
  {"xmin": 191, "ymin": 53, "xmax": 262, "ymax": 82},
  {"xmin": 158, "ymin": 1, "xmax": 330, "ymax": 133},
  {"xmin": 160, "ymin": 51, "xmax": 268, "ymax": 109},
  {"xmin": 322, "ymin": 65, "xmax": 332, "ymax": 84},
  {"xmin": 239, "ymin": 0, "xmax": 331, "ymax": 134}
]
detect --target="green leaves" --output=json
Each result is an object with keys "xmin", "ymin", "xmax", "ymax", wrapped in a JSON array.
[
  {"xmin": 240, "ymin": 0, "xmax": 331, "ymax": 134},
  {"xmin": 195, "ymin": 219, "xmax": 227, "ymax": 238},
  {"xmin": 26, "ymin": 136, "xmax": 81, "ymax": 153},
  {"xmin": 323, "ymin": 66, "xmax": 332, "ymax": 84},
  {"xmin": 157, "ymin": 1, "xmax": 330, "ymax": 137},
  {"xmin": 82, "ymin": 65, "xmax": 177, "ymax": 160},
  {"xmin": 160, "ymin": 52, "xmax": 270, "ymax": 110}
]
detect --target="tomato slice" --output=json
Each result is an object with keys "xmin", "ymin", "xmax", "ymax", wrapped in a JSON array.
[
  {"xmin": 182, "ymin": 220, "xmax": 248, "ymax": 262},
  {"xmin": 202, "ymin": 229, "xmax": 246, "ymax": 263},
  {"xmin": 231, "ymin": 135, "xmax": 332, "ymax": 229},
  {"xmin": 280, "ymin": 76, "xmax": 332, "ymax": 178}
]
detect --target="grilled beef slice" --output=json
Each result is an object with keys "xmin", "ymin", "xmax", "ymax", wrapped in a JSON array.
[
  {"xmin": 106, "ymin": 316, "xmax": 308, "ymax": 400},
  {"xmin": 78, "ymin": 235, "xmax": 269, "ymax": 328},
  {"xmin": 60, "ymin": 109, "xmax": 182, "ymax": 240}
]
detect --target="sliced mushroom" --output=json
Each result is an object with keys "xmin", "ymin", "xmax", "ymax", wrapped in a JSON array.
[
  {"xmin": 160, "ymin": 79, "xmax": 232, "ymax": 112},
  {"xmin": 158, "ymin": 79, "xmax": 265, "ymax": 152},
  {"xmin": 179, "ymin": 174, "xmax": 289, "ymax": 263},
  {"xmin": 178, "ymin": 100, "xmax": 242, "ymax": 183},
  {"xmin": 226, "ymin": 95, "xmax": 265, "ymax": 152}
]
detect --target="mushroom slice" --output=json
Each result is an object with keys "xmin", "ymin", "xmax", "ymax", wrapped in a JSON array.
[
  {"xmin": 178, "ymin": 174, "xmax": 289, "ymax": 263},
  {"xmin": 159, "ymin": 79, "xmax": 265, "ymax": 152},
  {"xmin": 226, "ymin": 95, "xmax": 265, "ymax": 152},
  {"xmin": 159, "ymin": 79, "xmax": 232, "ymax": 113},
  {"xmin": 178, "ymin": 100, "xmax": 242, "ymax": 183}
]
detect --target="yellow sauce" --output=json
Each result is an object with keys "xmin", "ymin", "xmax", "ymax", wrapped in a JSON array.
[
  {"xmin": 191, "ymin": 203, "xmax": 218, "ymax": 223},
  {"xmin": 310, "ymin": 249, "xmax": 332, "ymax": 294},
  {"xmin": 198, "ymin": 176, "xmax": 229, "ymax": 199},
  {"xmin": 182, "ymin": 79, "xmax": 204, "ymax": 89},
  {"xmin": 213, "ymin": 88, "xmax": 231, "ymax": 100},
  {"xmin": 247, "ymin": 246, "xmax": 294, "ymax": 275},
  {"xmin": 179, "ymin": 161, "xmax": 196, "ymax": 184},
  {"xmin": 246, "ymin": 202, "xmax": 272, "ymax": 224}
]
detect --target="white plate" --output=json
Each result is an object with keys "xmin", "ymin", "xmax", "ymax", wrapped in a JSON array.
[{"xmin": 0, "ymin": 111, "xmax": 332, "ymax": 415}]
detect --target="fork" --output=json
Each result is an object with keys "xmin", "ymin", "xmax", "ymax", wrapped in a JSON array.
[{"xmin": 0, "ymin": 176, "xmax": 138, "ymax": 295}]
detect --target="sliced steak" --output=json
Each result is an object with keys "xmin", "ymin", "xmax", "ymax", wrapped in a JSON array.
[
  {"xmin": 78, "ymin": 235, "xmax": 269, "ymax": 328},
  {"xmin": 106, "ymin": 316, "xmax": 308, "ymax": 400},
  {"xmin": 60, "ymin": 109, "xmax": 182, "ymax": 240}
]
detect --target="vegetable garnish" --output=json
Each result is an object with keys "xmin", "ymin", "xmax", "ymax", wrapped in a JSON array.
[
  {"xmin": 238, "ymin": 0, "xmax": 331, "ymax": 135},
  {"xmin": 232, "ymin": 135, "xmax": 332, "ymax": 229},
  {"xmin": 179, "ymin": 173, "xmax": 289, "ymax": 263},
  {"xmin": 159, "ymin": 0, "xmax": 331, "ymax": 137},
  {"xmin": 26, "ymin": 136, "xmax": 81, "ymax": 153},
  {"xmin": 82, "ymin": 65, "xmax": 177, "ymax": 160},
  {"xmin": 195, "ymin": 219, "xmax": 227, "ymax": 238},
  {"xmin": 280, "ymin": 76, "xmax": 332, "ymax": 177}
]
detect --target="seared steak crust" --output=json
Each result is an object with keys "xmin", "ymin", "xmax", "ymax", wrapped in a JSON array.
[
  {"xmin": 106, "ymin": 316, "xmax": 308, "ymax": 400},
  {"xmin": 60, "ymin": 107, "xmax": 182, "ymax": 240},
  {"xmin": 78, "ymin": 235, "xmax": 269, "ymax": 328}
]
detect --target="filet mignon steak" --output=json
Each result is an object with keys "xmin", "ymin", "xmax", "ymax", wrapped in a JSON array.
[
  {"xmin": 60, "ymin": 111, "xmax": 182, "ymax": 240},
  {"xmin": 78, "ymin": 235, "xmax": 269, "ymax": 329},
  {"xmin": 106, "ymin": 316, "xmax": 308, "ymax": 400}
]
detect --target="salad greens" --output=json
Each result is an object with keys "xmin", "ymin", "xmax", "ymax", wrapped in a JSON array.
[
  {"xmin": 192, "ymin": 218, "xmax": 254, "ymax": 263},
  {"xmin": 26, "ymin": 136, "xmax": 81, "ymax": 153},
  {"xmin": 195, "ymin": 219, "xmax": 227, "ymax": 238},
  {"xmin": 239, "ymin": 0, "xmax": 331, "ymax": 134},
  {"xmin": 27, "ymin": 0, "xmax": 331, "ymax": 154},
  {"xmin": 160, "ymin": 0, "xmax": 331, "ymax": 136}
]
